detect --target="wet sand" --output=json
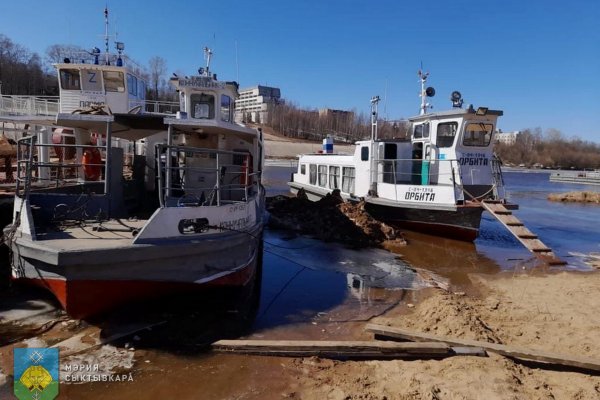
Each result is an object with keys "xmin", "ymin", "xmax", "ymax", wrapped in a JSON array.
[{"xmin": 1, "ymin": 136, "xmax": 600, "ymax": 398}]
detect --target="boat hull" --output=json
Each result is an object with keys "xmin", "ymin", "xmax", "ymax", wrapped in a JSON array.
[
  {"xmin": 363, "ymin": 202, "xmax": 483, "ymax": 242},
  {"xmin": 289, "ymin": 183, "xmax": 482, "ymax": 241},
  {"xmin": 10, "ymin": 224, "xmax": 263, "ymax": 319}
]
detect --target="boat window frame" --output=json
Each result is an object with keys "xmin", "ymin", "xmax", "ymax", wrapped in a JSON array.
[
  {"xmin": 329, "ymin": 166, "xmax": 340, "ymax": 189},
  {"xmin": 342, "ymin": 166, "xmax": 355, "ymax": 194},
  {"xmin": 80, "ymin": 69, "xmax": 103, "ymax": 92},
  {"xmin": 309, "ymin": 164, "xmax": 317, "ymax": 185},
  {"xmin": 59, "ymin": 68, "xmax": 81, "ymax": 91},
  {"xmin": 436, "ymin": 121, "xmax": 459, "ymax": 148},
  {"xmin": 318, "ymin": 165, "xmax": 328, "ymax": 187},
  {"xmin": 221, "ymin": 94, "xmax": 232, "ymax": 122},
  {"xmin": 413, "ymin": 122, "xmax": 430, "ymax": 139},
  {"xmin": 190, "ymin": 92, "xmax": 216, "ymax": 119},
  {"xmin": 127, "ymin": 73, "xmax": 138, "ymax": 96},
  {"xmin": 463, "ymin": 122, "xmax": 494, "ymax": 147},
  {"xmin": 103, "ymin": 70, "xmax": 125, "ymax": 93},
  {"xmin": 300, "ymin": 164, "xmax": 306, "ymax": 175},
  {"xmin": 361, "ymin": 146, "xmax": 369, "ymax": 161}
]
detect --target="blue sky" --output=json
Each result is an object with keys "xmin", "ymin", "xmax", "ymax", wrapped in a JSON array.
[{"xmin": 1, "ymin": 0, "xmax": 599, "ymax": 141}]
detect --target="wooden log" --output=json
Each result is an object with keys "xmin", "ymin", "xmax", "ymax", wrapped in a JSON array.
[
  {"xmin": 366, "ymin": 324, "xmax": 600, "ymax": 372},
  {"xmin": 212, "ymin": 339, "xmax": 465, "ymax": 359}
]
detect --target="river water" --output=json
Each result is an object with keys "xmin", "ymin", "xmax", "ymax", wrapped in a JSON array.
[{"xmin": 3, "ymin": 165, "xmax": 600, "ymax": 399}]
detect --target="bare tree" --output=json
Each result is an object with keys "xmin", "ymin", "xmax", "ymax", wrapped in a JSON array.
[{"xmin": 148, "ymin": 56, "xmax": 167, "ymax": 100}]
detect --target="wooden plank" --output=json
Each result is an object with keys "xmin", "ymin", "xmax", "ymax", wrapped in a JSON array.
[
  {"xmin": 511, "ymin": 226, "xmax": 538, "ymax": 239},
  {"xmin": 366, "ymin": 324, "xmax": 600, "ymax": 372},
  {"xmin": 494, "ymin": 214, "xmax": 523, "ymax": 226},
  {"xmin": 525, "ymin": 239, "xmax": 552, "ymax": 252},
  {"xmin": 212, "ymin": 339, "xmax": 454, "ymax": 359},
  {"xmin": 484, "ymin": 203, "xmax": 512, "ymax": 215}
]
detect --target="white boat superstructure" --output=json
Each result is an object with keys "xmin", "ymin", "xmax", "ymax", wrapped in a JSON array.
[
  {"xmin": 290, "ymin": 72, "xmax": 512, "ymax": 240},
  {"xmin": 3, "ymin": 39, "xmax": 264, "ymax": 318}
]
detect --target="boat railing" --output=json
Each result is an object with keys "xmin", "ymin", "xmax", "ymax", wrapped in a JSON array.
[
  {"xmin": 15, "ymin": 134, "xmax": 109, "ymax": 198},
  {"xmin": 0, "ymin": 95, "xmax": 60, "ymax": 117},
  {"xmin": 128, "ymin": 99, "xmax": 180, "ymax": 115},
  {"xmin": 156, "ymin": 144, "xmax": 260, "ymax": 208},
  {"xmin": 373, "ymin": 158, "xmax": 459, "ymax": 187}
]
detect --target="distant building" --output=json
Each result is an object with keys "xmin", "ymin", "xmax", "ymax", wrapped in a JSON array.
[
  {"xmin": 318, "ymin": 108, "xmax": 354, "ymax": 119},
  {"xmin": 235, "ymin": 85, "xmax": 281, "ymax": 123},
  {"xmin": 495, "ymin": 130, "xmax": 520, "ymax": 145}
]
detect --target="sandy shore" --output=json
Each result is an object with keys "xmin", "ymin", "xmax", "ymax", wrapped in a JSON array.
[
  {"xmin": 262, "ymin": 128, "xmax": 355, "ymax": 159},
  {"xmin": 289, "ymin": 270, "xmax": 600, "ymax": 399}
]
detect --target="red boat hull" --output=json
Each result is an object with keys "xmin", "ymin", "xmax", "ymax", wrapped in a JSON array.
[{"xmin": 16, "ymin": 260, "xmax": 256, "ymax": 319}]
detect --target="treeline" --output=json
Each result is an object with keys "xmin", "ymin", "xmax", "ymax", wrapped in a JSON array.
[
  {"xmin": 496, "ymin": 128, "xmax": 600, "ymax": 169},
  {"xmin": 264, "ymin": 101, "xmax": 409, "ymax": 143},
  {"xmin": 0, "ymin": 35, "xmax": 54, "ymax": 95}
]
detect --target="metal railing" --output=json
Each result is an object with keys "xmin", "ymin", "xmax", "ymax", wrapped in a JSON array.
[
  {"xmin": 0, "ymin": 95, "xmax": 60, "ymax": 116},
  {"xmin": 128, "ymin": 99, "xmax": 179, "ymax": 115},
  {"xmin": 15, "ymin": 134, "xmax": 108, "ymax": 198},
  {"xmin": 156, "ymin": 144, "xmax": 260, "ymax": 208},
  {"xmin": 373, "ymin": 158, "xmax": 459, "ymax": 187}
]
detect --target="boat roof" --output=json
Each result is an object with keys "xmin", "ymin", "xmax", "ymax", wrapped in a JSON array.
[{"xmin": 408, "ymin": 107, "xmax": 503, "ymax": 122}]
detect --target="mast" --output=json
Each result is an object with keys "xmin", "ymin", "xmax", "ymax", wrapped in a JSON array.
[
  {"xmin": 370, "ymin": 96, "xmax": 380, "ymax": 140},
  {"xmin": 104, "ymin": 7, "xmax": 110, "ymax": 65},
  {"xmin": 204, "ymin": 47, "xmax": 213, "ymax": 77},
  {"xmin": 418, "ymin": 69, "xmax": 429, "ymax": 115}
]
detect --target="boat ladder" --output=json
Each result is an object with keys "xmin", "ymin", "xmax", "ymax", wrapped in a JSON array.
[{"xmin": 481, "ymin": 201, "xmax": 566, "ymax": 265}]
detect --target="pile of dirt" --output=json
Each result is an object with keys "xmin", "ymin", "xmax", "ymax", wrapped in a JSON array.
[
  {"xmin": 548, "ymin": 191, "xmax": 600, "ymax": 203},
  {"xmin": 266, "ymin": 189, "xmax": 406, "ymax": 248}
]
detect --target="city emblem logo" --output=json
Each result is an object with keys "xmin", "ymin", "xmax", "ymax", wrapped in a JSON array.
[{"xmin": 13, "ymin": 348, "xmax": 59, "ymax": 400}]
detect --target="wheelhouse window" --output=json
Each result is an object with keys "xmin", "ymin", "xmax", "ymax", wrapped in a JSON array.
[
  {"xmin": 221, "ymin": 95, "xmax": 232, "ymax": 122},
  {"xmin": 342, "ymin": 167, "xmax": 355, "ymax": 194},
  {"xmin": 60, "ymin": 69, "xmax": 81, "ymax": 90},
  {"xmin": 413, "ymin": 123, "xmax": 430, "ymax": 139},
  {"xmin": 318, "ymin": 165, "xmax": 328, "ymax": 187},
  {"xmin": 436, "ymin": 122, "xmax": 458, "ymax": 148},
  {"xmin": 300, "ymin": 164, "xmax": 306, "ymax": 175},
  {"xmin": 329, "ymin": 166, "xmax": 340, "ymax": 189},
  {"xmin": 361, "ymin": 146, "xmax": 369, "ymax": 161},
  {"xmin": 191, "ymin": 93, "xmax": 215, "ymax": 119},
  {"xmin": 103, "ymin": 71, "xmax": 125, "ymax": 92},
  {"xmin": 127, "ymin": 73, "xmax": 138, "ymax": 96},
  {"xmin": 81, "ymin": 69, "xmax": 102, "ymax": 91},
  {"xmin": 309, "ymin": 164, "xmax": 317, "ymax": 185},
  {"xmin": 463, "ymin": 123, "xmax": 493, "ymax": 146}
]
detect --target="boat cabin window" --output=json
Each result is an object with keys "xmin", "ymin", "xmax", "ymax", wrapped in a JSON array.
[
  {"xmin": 103, "ymin": 71, "xmax": 125, "ymax": 92},
  {"xmin": 221, "ymin": 95, "xmax": 232, "ymax": 122},
  {"xmin": 329, "ymin": 166, "xmax": 340, "ymax": 189},
  {"xmin": 309, "ymin": 164, "xmax": 317, "ymax": 185},
  {"xmin": 342, "ymin": 167, "xmax": 355, "ymax": 194},
  {"xmin": 60, "ymin": 69, "xmax": 81, "ymax": 90},
  {"xmin": 127, "ymin": 73, "xmax": 138, "ymax": 96},
  {"xmin": 361, "ymin": 146, "xmax": 369, "ymax": 161},
  {"xmin": 413, "ymin": 123, "xmax": 430, "ymax": 139},
  {"xmin": 81, "ymin": 69, "xmax": 102, "ymax": 92},
  {"xmin": 384, "ymin": 143, "xmax": 397, "ymax": 159},
  {"xmin": 300, "ymin": 164, "xmax": 306, "ymax": 175},
  {"xmin": 191, "ymin": 93, "xmax": 215, "ymax": 119},
  {"xmin": 436, "ymin": 122, "xmax": 458, "ymax": 148},
  {"xmin": 463, "ymin": 123, "xmax": 493, "ymax": 147},
  {"xmin": 318, "ymin": 165, "xmax": 328, "ymax": 187},
  {"xmin": 138, "ymin": 80, "xmax": 146, "ymax": 99}
]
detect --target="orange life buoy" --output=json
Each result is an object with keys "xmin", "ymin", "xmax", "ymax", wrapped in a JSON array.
[
  {"xmin": 240, "ymin": 155, "xmax": 253, "ymax": 186},
  {"xmin": 82, "ymin": 147, "xmax": 102, "ymax": 181}
]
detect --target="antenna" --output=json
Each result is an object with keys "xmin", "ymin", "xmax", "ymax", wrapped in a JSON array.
[
  {"xmin": 235, "ymin": 40, "xmax": 239, "ymax": 83},
  {"xmin": 104, "ymin": 7, "xmax": 110, "ymax": 65},
  {"xmin": 383, "ymin": 79, "xmax": 388, "ymax": 120}
]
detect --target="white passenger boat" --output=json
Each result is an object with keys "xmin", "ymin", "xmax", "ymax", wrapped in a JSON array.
[
  {"xmin": 289, "ymin": 72, "xmax": 514, "ymax": 241},
  {"xmin": 549, "ymin": 169, "xmax": 600, "ymax": 186},
  {"xmin": 1, "ymin": 37, "xmax": 264, "ymax": 319}
]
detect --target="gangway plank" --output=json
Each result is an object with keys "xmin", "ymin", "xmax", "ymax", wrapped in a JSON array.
[{"xmin": 482, "ymin": 201, "xmax": 566, "ymax": 265}]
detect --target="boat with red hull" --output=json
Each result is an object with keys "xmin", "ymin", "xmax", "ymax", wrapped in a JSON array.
[{"xmin": 2, "ymin": 37, "xmax": 265, "ymax": 319}]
